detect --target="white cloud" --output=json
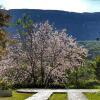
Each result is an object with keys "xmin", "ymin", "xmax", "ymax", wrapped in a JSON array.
[{"xmin": 4, "ymin": 0, "xmax": 88, "ymax": 12}]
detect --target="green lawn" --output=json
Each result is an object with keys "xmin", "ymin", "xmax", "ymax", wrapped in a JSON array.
[
  {"xmin": 0, "ymin": 91, "xmax": 34, "ymax": 100},
  {"xmin": 94, "ymin": 85, "xmax": 100, "ymax": 89},
  {"xmin": 84, "ymin": 92, "xmax": 100, "ymax": 100},
  {"xmin": 49, "ymin": 93, "xmax": 67, "ymax": 100}
]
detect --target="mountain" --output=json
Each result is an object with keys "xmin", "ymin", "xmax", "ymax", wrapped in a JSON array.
[{"xmin": 7, "ymin": 9, "xmax": 100, "ymax": 40}]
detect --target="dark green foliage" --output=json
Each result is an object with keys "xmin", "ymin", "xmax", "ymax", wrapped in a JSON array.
[
  {"xmin": 65, "ymin": 60, "xmax": 96, "ymax": 89},
  {"xmin": 0, "ymin": 9, "xmax": 10, "ymax": 59},
  {"xmin": 84, "ymin": 80, "xmax": 100, "ymax": 89},
  {"xmin": 96, "ymin": 38, "xmax": 100, "ymax": 41},
  {"xmin": 0, "ymin": 10, "xmax": 10, "ymax": 27},
  {"xmin": 95, "ymin": 56, "xmax": 100, "ymax": 80},
  {"xmin": 48, "ymin": 83, "xmax": 66, "ymax": 89}
]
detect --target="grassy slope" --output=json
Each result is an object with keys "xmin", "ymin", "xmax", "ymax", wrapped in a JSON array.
[
  {"xmin": 78, "ymin": 41, "xmax": 100, "ymax": 56},
  {"xmin": 84, "ymin": 92, "xmax": 100, "ymax": 100},
  {"xmin": 49, "ymin": 93, "xmax": 67, "ymax": 100},
  {"xmin": 0, "ymin": 91, "xmax": 33, "ymax": 100}
]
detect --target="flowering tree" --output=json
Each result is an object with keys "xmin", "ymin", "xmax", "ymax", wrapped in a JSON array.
[{"xmin": 1, "ymin": 15, "xmax": 88, "ymax": 87}]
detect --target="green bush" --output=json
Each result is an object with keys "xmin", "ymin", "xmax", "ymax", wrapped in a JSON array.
[
  {"xmin": 95, "ymin": 56, "xmax": 100, "ymax": 80},
  {"xmin": 48, "ymin": 83, "xmax": 66, "ymax": 89},
  {"xmin": 84, "ymin": 80, "xmax": 100, "ymax": 89},
  {"xmin": 0, "ymin": 79, "xmax": 12, "ymax": 90}
]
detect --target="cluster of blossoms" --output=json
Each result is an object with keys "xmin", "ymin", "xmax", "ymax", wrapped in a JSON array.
[{"xmin": 0, "ymin": 21, "xmax": 88, "ymax": 86}]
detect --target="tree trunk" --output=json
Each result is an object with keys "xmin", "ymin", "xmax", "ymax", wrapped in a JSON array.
[{"xmin": 40, "ymin": 52, "xmax": 45, "ymax": 87}]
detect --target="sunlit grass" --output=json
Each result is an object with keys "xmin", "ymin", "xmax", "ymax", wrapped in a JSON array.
[
  {"xmin": 49, "ymin": 93, "xmax": 67, "ymax": 100},
  {"xmin": 84, "ymin": 92, "xmax": 100, "ymax": 100},
  {"xmin": 0, "ymin": 91, "xmax": 34, "ymax": 100}
]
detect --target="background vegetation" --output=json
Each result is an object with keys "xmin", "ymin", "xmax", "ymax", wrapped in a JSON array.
[{"xmin": 0, "ymin": 10, "xmax": 100, "ymax": 89}]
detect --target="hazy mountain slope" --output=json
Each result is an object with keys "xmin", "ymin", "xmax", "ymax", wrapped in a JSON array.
[{"xmin": 7, "ymin": 9, "xmax": 100, "ymax": 40}]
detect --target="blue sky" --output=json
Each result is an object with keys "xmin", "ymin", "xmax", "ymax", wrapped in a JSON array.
[
  {"xmin": 0, "ymin": 0, "xmax": 100, "ymax": 12},
  {"xmin": 86, "ymin": 0, "xmax": 100, "ymax": 12}
]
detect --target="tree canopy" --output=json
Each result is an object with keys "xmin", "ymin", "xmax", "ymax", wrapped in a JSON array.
[{"xmin": 0, "ymin": 8, "xmax": 10, "ymax": 59}]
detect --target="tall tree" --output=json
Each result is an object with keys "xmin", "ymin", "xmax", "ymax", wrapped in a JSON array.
[
  {"xmin": 95, "ymin": 56, "xmax": 100, "ymax": 80},
  {"xmin": 0, "ymin": 7, "xmax": 10, "ymax": 59},
  {"xmin": 2, "ymin": 15, "xmax": 88, "ymax": 87}
]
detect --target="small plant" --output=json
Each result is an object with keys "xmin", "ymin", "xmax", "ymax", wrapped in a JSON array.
[{"xmin": 0, "ymin": 79, "xmax": 12, "ymax": 90}]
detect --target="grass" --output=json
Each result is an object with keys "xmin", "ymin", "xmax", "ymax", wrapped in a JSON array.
[
  {"xmin": 93, "ymin": 85, "xmax": 100, "ymax": 89},
  {"xmin": 0, "ymin": 91, "xmax": 34, "ymax": 100},
  {"xmin": 81, "ymin": 80, "xmax": 100, "ymax": 89},
  {"xmin": 49, "ymin": 93, "xmax": 67, "ymax": 100},
  {"xmin": 84, "ymin": 92, "xmax": 100, "ymax": 100},
  {"xmin": 0, "ymin": 91, "xmax": 67, "ymax": 100}
]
